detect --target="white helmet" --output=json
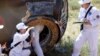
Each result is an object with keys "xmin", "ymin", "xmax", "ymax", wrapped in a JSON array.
[
  {"xmin": 79, "ymin": 0, "xmax": 91, "ymax": 5},
  {"xmin": 16, "ymin": 22, "xmax": 28, "ymax": 30}
]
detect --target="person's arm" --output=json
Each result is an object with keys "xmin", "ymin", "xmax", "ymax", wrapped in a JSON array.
[
  {"xmin": 78, "ymin": 8, "xmax": 85, "ymax": 22},
  {"xmin": 20, "ymin": 27, "xmax": 34, "ymax": 41},
  {"xmin": 90, "ymin": 9, "xmax": 100, "ymax": 27}
]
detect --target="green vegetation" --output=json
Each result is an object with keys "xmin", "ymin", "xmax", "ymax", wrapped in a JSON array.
[{"xmin": 47, "ymin": 0, "xmax": 100, "ymax": 56}]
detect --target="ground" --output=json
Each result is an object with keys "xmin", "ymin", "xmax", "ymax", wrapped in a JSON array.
[{"xmin": 46, "ymin": 0, "xmax": 100, "ymax": 56}]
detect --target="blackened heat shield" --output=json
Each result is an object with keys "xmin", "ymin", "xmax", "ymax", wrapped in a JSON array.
[{"xmin": 26, "ymin": 2, "xmax": 55, "ymax": 16}]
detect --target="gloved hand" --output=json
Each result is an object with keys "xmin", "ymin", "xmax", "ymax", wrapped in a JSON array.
[
  {"xmin": 28, "ymin": 27, "xmax": 34, "ymax": 30},
  {"xmin": 84, "ymin": 19, "xmax": 92, "ymax": 25}
]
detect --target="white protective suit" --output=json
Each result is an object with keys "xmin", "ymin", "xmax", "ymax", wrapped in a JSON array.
[{"xmin": 72, "ymin": 5, "xmax": 100, "ymax": 56}]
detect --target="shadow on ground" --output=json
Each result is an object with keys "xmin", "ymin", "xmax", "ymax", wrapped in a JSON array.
[{"xmin": 45, "ymin": 36, "xmax": 73, "ymax": 56}]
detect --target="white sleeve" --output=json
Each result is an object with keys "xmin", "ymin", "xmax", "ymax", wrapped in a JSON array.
[
  {"xmin": 20, "ymin": 27, "xmax": 35, "ymax": 41},
  {"xmin": 20, "ymin": 31, "xmax": 30, "ymax": 41},
  {"xmin": 90, "ymin": 10, "xmax": 100, "ymax": 27},
  {"xmin": 78, "ymin": 8, "xmax": 85, "ymax": 21}
]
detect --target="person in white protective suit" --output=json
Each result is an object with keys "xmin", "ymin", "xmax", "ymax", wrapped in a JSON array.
[
  {"xmin": 72, "ymin": 0, "xmax": 100, "ymax": 56},
  {"xmin": 9, "ymin": 22, "xmax": 34, "ymax": 56}
]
